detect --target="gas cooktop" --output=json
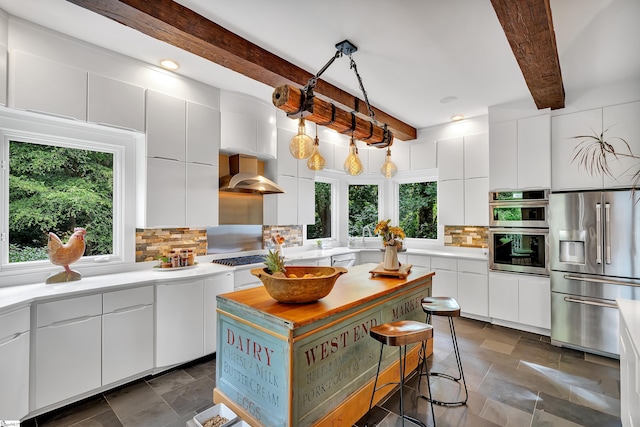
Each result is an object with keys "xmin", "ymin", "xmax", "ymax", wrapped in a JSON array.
[{"xmin": 211, "ymin": 255, "xmax": 266, "ymax": 267}]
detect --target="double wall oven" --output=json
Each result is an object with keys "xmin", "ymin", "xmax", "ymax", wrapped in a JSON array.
[{"xmin": 488, "ymin": 190, "xmax": 550, "ymax": 276}]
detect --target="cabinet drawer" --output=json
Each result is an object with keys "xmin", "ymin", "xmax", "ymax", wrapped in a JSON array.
[
  {"xmin": 37, "ymin": 294, "xmax": 102, "ymax": 327},
  {"xmin": 103, "ymin": 286, "xmax": 154, "ymax": 313},
  {"xmin": 234, "ymin": 267, "xmax": 262, "ymax": 289},
  {"xmin": 0, "ymin": 306, "xmax": 30, "ymax": 339},
  {"xmin": 458, "ymin": 259, "xmax": 488, "ymax": 275},
  {"xmin": 431, "ymin": 257, "xmax": 457, "ymax": 271},
  {"xmin": 407, "ymin": 254, "xmax": 430, "ymax": 269}
]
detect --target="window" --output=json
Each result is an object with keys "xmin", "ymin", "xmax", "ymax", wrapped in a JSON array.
[
  {"xmin": 348, "ymin": 184, "xmax": 379, "ymax": 237},
  {"xmin": 1, "ymin": 110, "xmax": 136, "ymax": 278},
  {"xmin": 8, "ymin": 141, "xmax": 114, "ymax": 263},
  {"xmin": 398, "ymin": 181, "xmax": 438, "ymax": 239},
  {"xmin": 307, "ymin": 180, "xmax": 333, "ymax": 240}
]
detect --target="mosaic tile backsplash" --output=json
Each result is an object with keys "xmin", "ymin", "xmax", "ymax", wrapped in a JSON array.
[
  {"xmin": 136, "ymin": 228, "xmax": 207, "ymax": 262},
  {"xmin": 444, "ymin": 226, "xmax": 488, "ymax": 248},
  {"xmin": 262, "ymin": 225, "xmax": 303, "ymax": 248}
]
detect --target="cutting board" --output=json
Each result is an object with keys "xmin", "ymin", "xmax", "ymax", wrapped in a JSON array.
[{"xmin": 369, "ymin": 263, "xmax": 412, "ymax": 278}]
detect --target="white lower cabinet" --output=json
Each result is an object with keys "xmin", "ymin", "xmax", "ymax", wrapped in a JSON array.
[
  {"xmin": 358, "ymin": 251, "xmax": 383, "ymax": 265},
  {"xmin": 620, "ymin": 304, "xmax": 640, "ymax": 427},
  {"xmin": 102, "ymin": 287, "xmax": 154, "ymax": 385},
  {"xmin": 35, "ymin": 295, "xmax": 102, "ymax": 410},
  {"xmin": 156, "ymin": 278, "xmax": 205, "ymax": 367},
  {"xmin": 457, "ymin": 260, "xmax": 488, "ymax": 317},
  {"xmin": 0, "ymin": 307, "xmax": 30, "ymax": 420},
  {"xmin": 431, "ymin": 257, "xmax": 458, "ymax": 301},
  {"xmin": 489, "ymin": 272, "xmax": 550, "ymax": 330},
  {"xmin": 405, "ymin": 254, "xmax": 430, "ymax": 269},
  {"xmin": 204, "ymin": 273, "xmax": 234, "ymax": 354}
]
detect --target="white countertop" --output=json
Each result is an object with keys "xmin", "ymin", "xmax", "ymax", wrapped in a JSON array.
[
  {"xmin": 618, "ymin": 298, "xmax": 640, "ymax": 354},
  {"xmin": 0, "ymin": 262, "xmax": 232, "ymax": 314},
  {"xmin": 0, "ymin": 245, "xmax": 486, "ymax": 314}
]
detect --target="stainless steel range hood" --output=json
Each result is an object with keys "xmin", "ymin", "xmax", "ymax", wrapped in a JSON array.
[{"xmin": 219, "ymin": 154, "xmax": 284, "ymax": 194}]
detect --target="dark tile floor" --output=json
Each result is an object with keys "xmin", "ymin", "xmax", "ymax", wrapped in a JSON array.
[{"xmin": 22, "ymin": 316, "xmax": 622, "ymax": 427}]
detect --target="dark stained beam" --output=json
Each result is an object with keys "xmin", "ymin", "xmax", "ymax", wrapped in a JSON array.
[
  {"xmin": 66, "ymin": 0, "xmax": 417, "ymax": 140},
  {"xmin": 491, "ymin": 0, "xmax": 565, "ymax": 110}
]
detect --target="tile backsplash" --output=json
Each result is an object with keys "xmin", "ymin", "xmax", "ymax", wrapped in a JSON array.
[
  {"xmin": 444, "ymin": 226, "xmax": 488, "ymax": 248},
  {"xmin": 136, "ymin": 228, "xmax": 207, "ymax": 262},
  {"xmin": 262, "ymin": 225, "xmax": 303, "ymax": 248}
]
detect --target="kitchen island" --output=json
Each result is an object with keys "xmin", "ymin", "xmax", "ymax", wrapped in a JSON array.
[{"xmin": 214, "ymin": 263, "xmax": 434, "ymax": 427}]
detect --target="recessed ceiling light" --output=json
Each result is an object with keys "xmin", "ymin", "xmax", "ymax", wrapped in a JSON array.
[
  {"xmin": 440, "ymin": 96, "xmax": 458, "ymax": 104},
  {"xmin": 160, "ymin": 59, "xmax": 179, "ymax": 70},
  {"xmin": 451, "ymin": 114, "xmax": 464, "ymax": 122}
]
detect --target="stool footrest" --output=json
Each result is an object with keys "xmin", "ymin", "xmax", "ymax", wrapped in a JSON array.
[
  {"xmin": 419, "ymin": 394, "xmax": 467, "ymax": 407},
  {"xmin": 429, "ymin": 371, "xmax": 462, "ymax": 382}
]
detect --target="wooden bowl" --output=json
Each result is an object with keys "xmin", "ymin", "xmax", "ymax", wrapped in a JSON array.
[{"xmin": 250, "ymin": 266, "xmax": 348, "ymax": 303}]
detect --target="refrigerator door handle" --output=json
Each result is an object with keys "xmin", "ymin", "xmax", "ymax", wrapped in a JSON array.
[
  {"xmin": 605, "ymin": 203, "xmax": 611, "ymax": 264},
  {"xmin": 596, "ymin": 202, "xmax": 602, "ymax": 264},
  {"xmin": 564, "ymin": 274, "xmax": 640, "ymax": 288},
  {"xmin": 563, "ymin": 296, "xmax": 618, "ymax": 309}
]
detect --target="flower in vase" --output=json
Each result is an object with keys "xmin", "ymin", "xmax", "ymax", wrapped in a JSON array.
[{"xmin": 374, "ymin": 219, "xmax": 405, "ymax": 247}]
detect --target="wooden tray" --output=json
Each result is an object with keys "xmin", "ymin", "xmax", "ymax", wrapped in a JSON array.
[{"xmin": 369, "ymin": 263, "xmax": 412, "ymax": 278}]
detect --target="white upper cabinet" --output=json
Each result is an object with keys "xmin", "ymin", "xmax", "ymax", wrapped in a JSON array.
[
  {"xmin": 438, "ymin": 133, "xmax": 489, "ymax": 226},
  {"xmin": 220, "ymin": 90, "xmax": 276, "ymax": 158},
  {"xmin": 186, "ymin": 101, "xmax": 220, "ymax": 166},
  {"xmin": 489, "ymin": 113, "xmax": 550, "ymax": 190},
  {"xmin": 464, "ymin": 133, "xmax": 489, "ymax": 179},
  {"xmin": 146, "ymin": 90, "xmax": 186, "ymax": 161},
  {"xmin": 0, "ymin": 44, "xmax": 7, "ymax": 106},
  {"xmin": 410, "ymin": 139, "xmax": 437, "ymax": 170},
  {"xmin": 11, "ymin": 50, "xmax": 87, "ymax": 121},
  {"xmin": 437, "ymin": 137, "xmax": 464, "ymax": 181},
  {"xmin": 186, "ymin": 163, "xmax": 219, "ymax": 227},
  {"xmin": 438, "ymin": 179, "xmax": 464, "ymax": 225},
  {"xmin": 276, "ymin": 128, "xmax": 300, "ymax": 177},
  {"xmin": 88, "ymin": 73, "xmax": 145, "ymax": 132},
  {"xmin": 145, "ymin": 157, "xmax": 186, "ymax": 227},
  {"xmin": 489, "ymin": 120, "xmax": 518, "ymax": 189},
  {"xmin": 517, "ymin": 114, "xmax": 551, "ymax": 189},
  {"xmin": 552, "ymin": 108, "xmax": 603, "ymax": 191},
  {"xmin": 602, "ymin": 101, "xmax": 640, "ymax": 189}
]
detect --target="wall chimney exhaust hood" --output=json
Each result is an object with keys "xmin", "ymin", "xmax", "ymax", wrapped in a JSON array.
[{"xmin": 219, "ymin": 154, "xmax": 285, "ymax": 194}]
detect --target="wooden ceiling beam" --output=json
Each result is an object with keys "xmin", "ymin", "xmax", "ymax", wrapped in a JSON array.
[
  {"xmin": 491, "ymin": 0, "xmax": 565, "ymax": 110},
  {"xmin": 66, "ymin": 0, "xmax": 417, "ymax": 140}
]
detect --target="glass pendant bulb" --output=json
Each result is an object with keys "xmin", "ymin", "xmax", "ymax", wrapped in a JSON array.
[
  {"xmin": 344, "ymin": 137, "xmax": 363, "ymax": 176},
  {"xmin": 289, "ymin": 118, "xmax": 314, "ymax": 160},
  {"xmin": 380, "ymin": 147, "xmax": 398, "ymax": 178},
  {"xmin": 307, "ymin": 133, "xmax": 325, "ymax": 171}
]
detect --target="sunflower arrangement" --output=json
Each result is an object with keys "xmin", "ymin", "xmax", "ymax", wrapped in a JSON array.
[{"xmin": 374, "ymin": 219, "xmax": 405, "ymax": 247}]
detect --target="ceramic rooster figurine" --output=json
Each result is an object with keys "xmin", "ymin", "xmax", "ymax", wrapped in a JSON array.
[{"xmin": 46, "ymin": 227, "xmax": 87, "ymax": 284}]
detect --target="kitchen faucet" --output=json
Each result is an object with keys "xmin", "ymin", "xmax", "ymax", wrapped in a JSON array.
[{"xmin": 362, "ymin": 225, "xmax": 373, "ymax": 246}]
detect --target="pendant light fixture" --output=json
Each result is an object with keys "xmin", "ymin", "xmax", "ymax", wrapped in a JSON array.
[
  {"xmin": 344, "ymin": 135, "xmax": 363, "ymax": 176},
  {"xmin": 289, "ymin": 118, "xmax": 314, "ymax": 160},
  {"xmin": 307, "ymin": 124, "xmax": 326, "ymax": 171},
  {"xmin": 380, "ymin": 147, "xmax": 398, "ymax": 178}
]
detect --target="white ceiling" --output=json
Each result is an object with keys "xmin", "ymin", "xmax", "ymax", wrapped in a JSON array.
[{"xmin": 0, "ymin": 0, "xmax": 638, "ymax": 131}]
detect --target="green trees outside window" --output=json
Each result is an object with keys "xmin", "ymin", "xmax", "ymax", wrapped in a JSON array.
[
  {"xmin": 398, "ymin": 181, "xmax": 438, "ymax": 239},
  {"xmin": 8, "ymin": 141, "xmax": 114, "ymax": 263},
  {"xmin": 348, "ymin": 184, "xmax": 378, "ymax": 237},
  {"xmin": 307, "ymin": 181, "xmax": 332, "ymax": 239}
]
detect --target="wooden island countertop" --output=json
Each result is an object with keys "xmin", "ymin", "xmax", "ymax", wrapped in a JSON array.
[
  {"xmin": 217, "ymin": 263, "xmax": 434, "ymax": 330},
  {"xmin": 214, "ymin": 263, "xmax": 434, "ymax": 427}
]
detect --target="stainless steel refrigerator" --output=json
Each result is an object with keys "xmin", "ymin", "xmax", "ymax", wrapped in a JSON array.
[{"xmin": 550, "ymin": 190, "xmax": 640, "ymax": 357}]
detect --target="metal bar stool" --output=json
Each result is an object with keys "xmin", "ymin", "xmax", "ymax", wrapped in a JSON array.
[
  {"xmin": 417, "ymin": 296, "xmax": 468, "ymax": 407},
  {"xmin": 366, "ymin": 320, "xmax": 436, "ymax": 427}
]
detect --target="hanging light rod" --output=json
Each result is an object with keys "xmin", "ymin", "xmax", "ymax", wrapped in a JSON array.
[{"xmin": 272, "ymin": 40, "xmax": 393, "ymax": 148}]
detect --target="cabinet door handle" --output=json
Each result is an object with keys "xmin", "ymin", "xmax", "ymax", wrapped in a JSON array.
[
  {"xmin": 108, "ymin": 304, "xmax": 149, "ymax": 315},
  {"xmin": 0, "ymin": 332, "xmax": 22, "ymax": 346},
  {"xmin": 48, "ymin": 315, "xmax": 95, "ymax": 328}
]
